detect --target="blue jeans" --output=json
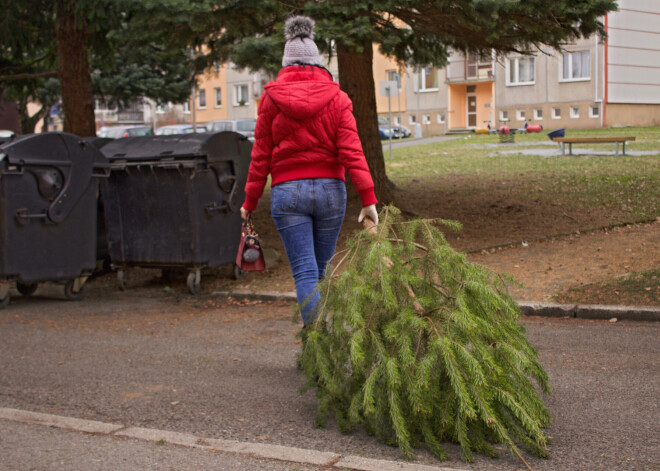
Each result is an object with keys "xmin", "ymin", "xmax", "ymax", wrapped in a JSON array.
[{"xmin": 270, "ymin": 178, "xmax": 346, "ymax": 325}]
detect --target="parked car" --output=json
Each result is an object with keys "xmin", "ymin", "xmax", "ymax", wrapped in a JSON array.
[
  {"xmin": 0, "ymin": 130, "xmax": 15, "ymax": 145},
  {"xmin": 205, "ymin": 119, "xmax": 256, "ymax": 139},
  {"xmin": 155, "ymin": 124, "xmax": 208, "ymax": 135},
  {"xmin": 377, "ymin": 117, "xmax": 411, "ymax": 139},
  {"xmin": 97, "ymin": 125, "xmax": 153, "ymax": 139}
]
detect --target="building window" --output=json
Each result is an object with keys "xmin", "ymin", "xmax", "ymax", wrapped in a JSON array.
[
  {"xmin": 506, "ymin": 56, "xmax": 535, "ymax": 85},
  {"xmin": 234, "ymin": 84, "xmax": 249, "ymax": 106},
  {"xmin": 393, "ymin": 116, "xmax": 401, "ymax": 125},
  {"xmin": 552, "ymin": 107, "xmax": 561, "ymax": 119},
  {"xmin": 213, "ymin": 62, "xmax": 221, "ymax": 73},
  {"xmin": 183, "ymin": 101, "xmax": 190, "ymax": 114},
  {"xmin": 386, "ymin": 70, "xmax": 401, "ymax": 91},
  {"xmin": 499, "ymin": 110, "xmax": 509, "ymax": 121},
  {"xmin": 561, "ymin": 51, "xmax": 590, "ymax": 81},
  {"xmin": 198, "ymin": 89, "xmax": 206, "ymax": 109},
  {"xmin": 589, "ymin": 106, "xmax": 600, "ymax": 118},
  {"xmin": 422, "ymin": 114, "xmax": 431, "ymax": 124},
  {"xmin": 570, "ymin": 106, "xmax": 580, "ymax": 119},
  {"xmin": 215, "ymin": 88, "xmax": 222, "ymax": 108},
  {"xmin": 409, "ymin": 115, "xmax": 417, "ymax": 125},
  {"xmin": 417, "ymin": 67, "xmax": 438, "ymax": 91},
  {"xmin": 516, "ymin": 110, "xmax": 526, "ymax": 121},
  {"xmin": 437, "ymin": 113, "xmax": 446, "ymax": 124},
  {"xmin": 533, "ymin": 109, "xmax": 543, "ymax": 120}
]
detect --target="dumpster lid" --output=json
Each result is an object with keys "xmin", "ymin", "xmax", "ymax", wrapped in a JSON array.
[
  {"xmin": 0, "ymin": 132, "xmax": 109, "ymax": 169},
  {"xmin": 100, "ymin": 131, "xmax": 251, "ymax": 163}
]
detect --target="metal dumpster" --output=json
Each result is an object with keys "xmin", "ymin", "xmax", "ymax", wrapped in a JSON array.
[
  {"xmin": 0, "ymin": 132, "xmax": 110, "ymax": 307},
  {"xmin": 100, "ymin": 132, "xmax": 251, "ymax": 294}
]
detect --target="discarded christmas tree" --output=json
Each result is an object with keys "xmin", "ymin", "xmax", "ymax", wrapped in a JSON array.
[{"xmin": 299, "ymin": 206, "xmax": 551, "ymax": 462}]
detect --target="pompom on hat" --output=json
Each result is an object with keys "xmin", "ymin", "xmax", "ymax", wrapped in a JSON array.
[{"xmin": 282, "ymin": 16, "xmax": 321, "ymax": 67}]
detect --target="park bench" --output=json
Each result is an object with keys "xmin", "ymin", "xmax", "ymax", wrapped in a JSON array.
[{"xmin": 551, "ymin": 136, "xmax": 636, "ymax": 155}]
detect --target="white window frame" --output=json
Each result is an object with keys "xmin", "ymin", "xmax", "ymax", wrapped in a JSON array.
[
  {"xmin": 589, "ymin": 105, "xmax": 600, "ymax": 118},
  {"xmin": 516, "ymin": 109, "xmax": 526, "ymax": 121},
  {"xmin": 505, "ymin": 56, "xmax": 535, "ymax": 86},
  {"xmin": 437, "ymin": 113, "xmax": 446, "ymax": 124},
  {"xmin": 198, "ymin": 89, "xmax": 206, "ymax": 109},
  {"xmin": 570, "ymin": 106, "xmax": 580, "ymax": 119},
  {"xmin": 560, "ymin": 50, "xmax": 591, "ymax": 82},
  {"xmin": 408, "ymin": 115, "xmax": 417, "ymax": 125},
  {"xmin": 233, "ymin": 84, "xmax": 249, "ymax": 106},
  {"xmin": 499, "ymin": 110, "xmax": 509, "ymax": 122},
  {"xmin": 552, "ymin": 107, "xmax": 561, "ymax": 119},
  {"xmin": 417, "ymin": 67, "xmax": 439, "ymax": 92},
  {"xmin": 533, "ymin": 109, "xmax": 543, "ymax": 120},
  {"xmin": 183, "ymin": 101, "xmax": 190, "ymax": 114},
  {"xmin": 393, "ymin": 116, "xmax": 401, "ymax": 125},
  {"xmin": 214, "ymin": 87, "xmax": 222, "ymax": 108},
  {"xmin": 422, "ymin": 114, "xmax": 431, "ymax": 125}
]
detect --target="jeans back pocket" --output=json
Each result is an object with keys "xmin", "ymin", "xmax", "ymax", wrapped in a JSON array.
[
  {"xmin": 323, "ymin": 181, "xmax": 347, "ymax": 213},
  {"xmin": 271, "ymin": 182, "xmax": 301, "ymax": 212}
]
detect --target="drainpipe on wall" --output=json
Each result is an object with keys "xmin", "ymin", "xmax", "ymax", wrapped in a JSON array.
[
  {"xmin": 595, "ymin": 30, "xmax": 603, "ymax": 128},
  {"xmin": 603, "ymin": 14, "xmax": 609, "ymax": 128}
]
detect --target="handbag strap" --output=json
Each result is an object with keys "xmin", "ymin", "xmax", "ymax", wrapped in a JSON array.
[{"xmin": 243, "ymin": 213, "xmax": 259, "ymax": 238}]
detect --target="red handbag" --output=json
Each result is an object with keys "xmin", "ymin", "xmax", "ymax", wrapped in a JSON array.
[{"xmin": 235, "ymin": 215, "xmax": 266, "ymax": 271}]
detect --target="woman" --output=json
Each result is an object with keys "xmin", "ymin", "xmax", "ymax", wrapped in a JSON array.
[{"xmin": 241, "ymin": 16, "xmax": 378, "ymax": 325}]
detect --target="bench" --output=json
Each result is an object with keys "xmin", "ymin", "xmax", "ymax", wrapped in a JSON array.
[{"xmin": 551, "ymin": 136, "xmax": 636, "ymax": 155}]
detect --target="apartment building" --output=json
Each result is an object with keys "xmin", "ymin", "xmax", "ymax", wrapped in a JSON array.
[{"xmin": 401, "ymin": 0, "xmax": 660, "ymax": 135}]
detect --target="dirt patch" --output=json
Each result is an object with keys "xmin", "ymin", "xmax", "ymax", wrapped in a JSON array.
[{"xmin": 84, "ymin": 178, "xmax": 660, "ymax": 307}]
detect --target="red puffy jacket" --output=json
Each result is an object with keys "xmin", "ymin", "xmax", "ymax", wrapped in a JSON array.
[{"xmin": 242, "ymin": 65, "xmax": 377, "ymax": 211}]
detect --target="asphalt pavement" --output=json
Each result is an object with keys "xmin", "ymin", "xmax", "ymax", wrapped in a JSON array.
[{"xmin": 0, "ymin": 286, "xmax": 658, "ymax": 470}]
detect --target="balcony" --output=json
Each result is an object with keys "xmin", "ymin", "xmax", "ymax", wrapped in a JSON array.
[{"xmin": 446, "ymin": 57, "xmax": 494, "ymax": 84}]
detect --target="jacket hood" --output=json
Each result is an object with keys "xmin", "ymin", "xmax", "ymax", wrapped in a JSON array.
[{"xmin": 265, "ymin": 66, "xmax": 340, "ymax": 120}]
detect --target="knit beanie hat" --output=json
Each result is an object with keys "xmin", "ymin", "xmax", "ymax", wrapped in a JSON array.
[{"xmin": 282, "ymin": 16, "xmax": 321, "ymax": 67}]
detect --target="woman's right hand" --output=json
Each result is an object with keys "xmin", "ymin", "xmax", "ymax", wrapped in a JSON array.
[{"xmin": 240, "ymin": 206, "xmax": 250, "ymax": 221}]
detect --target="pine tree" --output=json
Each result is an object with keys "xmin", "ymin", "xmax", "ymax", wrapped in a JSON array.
[{"xmin": 299, "ymin": 206, "xmax": 551, "ymax": 462}]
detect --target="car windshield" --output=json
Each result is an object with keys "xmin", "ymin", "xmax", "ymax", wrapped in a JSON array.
[{"xmin": 236, "ymin": 120, "xmax": 256, "ymax": 132}]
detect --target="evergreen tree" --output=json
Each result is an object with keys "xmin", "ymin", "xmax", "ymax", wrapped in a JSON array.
[
  {"xmin": 0, "ymin": 0, "xmax": 195, "ymax": 136},
  {"xmin": 299, "ymin": 206, "xmax": 552, "ymax": 462}
]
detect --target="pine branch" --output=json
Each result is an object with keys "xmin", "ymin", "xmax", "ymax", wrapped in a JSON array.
[{"xmin": 301, "ymin": 205, "xmax": 551, "ymax": 462}]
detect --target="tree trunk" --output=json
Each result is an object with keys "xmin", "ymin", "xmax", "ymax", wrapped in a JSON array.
[
  {"xmin": 336, "ymin": 42, "xmax": 394, "ymax": 205},
  {"xmin": 55, "ymin": 2, "xmax": 96, "ymax": 137}
]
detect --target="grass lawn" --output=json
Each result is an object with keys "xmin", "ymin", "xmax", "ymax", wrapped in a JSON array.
[{"xmin": 386, "ymin": 126, "xmax": 660, "ymax": 225}]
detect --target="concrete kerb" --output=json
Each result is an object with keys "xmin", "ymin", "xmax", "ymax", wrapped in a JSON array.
[
  {"xmin": 213, "ymin": 290, "xmax": 660, "ymax": 322},
  {"xmin": 0, "ymin": 408, "xmax": 469, "ymax": 471}
]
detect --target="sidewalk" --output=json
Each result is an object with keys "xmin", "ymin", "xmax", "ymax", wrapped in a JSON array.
[{"xmin": 0, "ymin": 409, "xmax": 464, "ymax": 471}]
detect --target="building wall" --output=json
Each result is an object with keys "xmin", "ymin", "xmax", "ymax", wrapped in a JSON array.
[
  {"xmin": 494, "ymin": 36, "xmax": 606, "ymax": 130},
  {"xmin": 607, "ymin": 0, "xmax": 660, "ymax": 105},
  {"xmin": 373, "ymin": 53, "xmax": 406, "ymax": 123}
]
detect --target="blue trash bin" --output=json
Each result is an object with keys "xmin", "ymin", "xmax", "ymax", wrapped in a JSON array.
[{"xmin": 547, "ymin": 128, "xmax": 565, "ymax": 140}]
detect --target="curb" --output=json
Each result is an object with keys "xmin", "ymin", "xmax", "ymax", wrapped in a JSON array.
[
  {"xmin": 0, "ymin": 408, "xmax": 467, "ymax": 471},
  {"xmin": 518, "ymin": 301, "xmax": 660, "ymax": 322},
  {"xmin": 213, "ymin": 290, "xmax": 660, "ymax": 322}
]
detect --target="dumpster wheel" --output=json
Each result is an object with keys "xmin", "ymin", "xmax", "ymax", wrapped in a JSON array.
[
  {"xmin": 187, "ymin": 270, "xmax": 201, "ymax": 295},
  {"xmin": 117, "ymin": 270, "xmax": 127, "ymax": 291},
  {"xmin": 64, "ymin": 278, "xmax": 86, "ymax": 301},
  {"xmin": 232, "ymin": 264, "xmax": 245, "ymax": 280},
  {"xmin": 16, "ymin": 282, "xmax": 38, "ymax": 297}
]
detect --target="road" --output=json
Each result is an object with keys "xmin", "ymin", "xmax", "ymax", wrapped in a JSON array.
[{"xmin": 0, "ymin": 284, "xmax": 658, "ymax": 470}]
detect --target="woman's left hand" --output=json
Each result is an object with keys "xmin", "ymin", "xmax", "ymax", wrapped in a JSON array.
[{"xmin": 358, "ymin": 204, "xmax": 378, "ymax": 225}]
